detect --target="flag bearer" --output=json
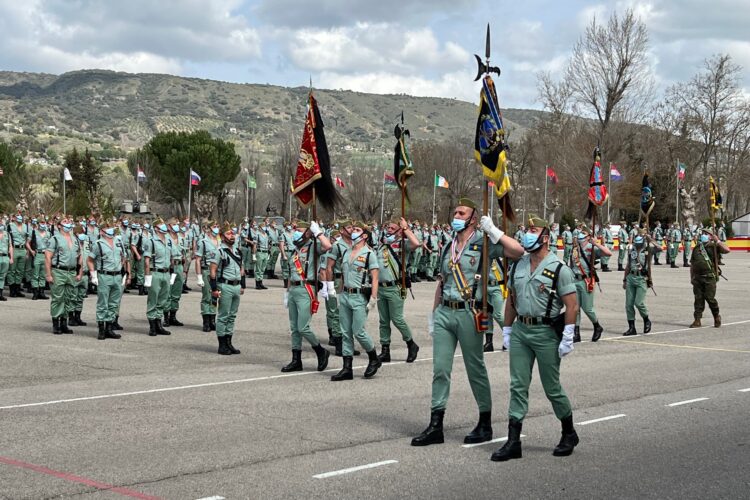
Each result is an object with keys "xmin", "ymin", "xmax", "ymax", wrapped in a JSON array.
[
  {"xmin": 566, "ymin": 225, "xmax": 610, "ymax": 342},
  {"xmin": 622, "ymin": 231, "xmax": 654, "ymax": 336}
]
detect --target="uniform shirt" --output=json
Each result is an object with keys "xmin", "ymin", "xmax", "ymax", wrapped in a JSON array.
[
  {"xmin": 509, "ymin": 252, "xmax": 575, "ymax": 318},
  {"xmin": 376, "ymin": 240, "xmax": 411, "ymax": 283},
  {"xmin": 9, "ymin": 222, "xmax": 28, "ymax": 248},
  {"xmin": 281, "ymin": 231, "xmax": 294, "ymax": 259},
  {"xmin": 169, "ymin": 234, "xmax": 183, "ymax": 262},
  {"xmin": 46, "ymin": 233, "xmax": 81, "ymax": 268},
  {"xmin": 653, "ymin": 227, "xmax": 664, "ymax": 243},
  {"xmin": 209, "ymin": 243, "xmax": 243, "ymax": 281},
  {"xmin": 195, "ymin": 235, "xmax": 220, "ymax": 269},
  {"xmin": 670, "ymin": 228, "xmax": 682, "ymax": 243},
  {"xmin": 256, "ymin": 229, "xmax": 270, "ymax": 251},
  {"xmin": 30, "ymin": 229, "xmax": 51, "ymax": 253},
  {"xmin": 618, "ymin": 227, "xmax": 629, "ymax": 246},
  {"xmin": 682, "ymin": 227, "xmax": 694, "ymax": 242},
  {"xmin": 342, "ymin": 244, "xmax": 379, "ymax": 289},
  {"xmin": 0, "ymin": 230, "xmax": 11, "ymax": 255},
  {"xmin": 718, "ymin": 227, "xmax": 727, "ymax": 242},
  {"xmin": 549, "ymin": 230, "xmax": 559, "ymax": 249},
  {"xmin": 142, "ymin": 235, "xmax": 173, "ymax": 270},
  {"xmin": 289, "ymin": 239, "xmax": 324, "ymax": 281},
  {"xmin": 690, "ymin": 242, "xmax": 720, "ymax": 277},
  {"xmin": 602, "ymin": 228, "xmax": 613, "ymax": 244},
  {"xmin": 568, "ymin": 241, "xmax": 601, "ymax": 278},
  {"xmin": 268, "ymin": 227, "xmax": 280, "ymax": 246},
  {"xmin": 562, "ymin": 230, "xmax": 573, "ymax": 245},
  {"xmin": 326, "ymin": 238, "xmax": 351, "ymax": 275},
  {"xmin": 439, "ymin": 231, "xmax": 505, "ymax": 302},
  {"xmin": 90, "ymin": 237, "xmax": 126, "ymax": 273},
  {"xmin": 626, "ymin": 244, "xmax": 650, "ymax": 274}
]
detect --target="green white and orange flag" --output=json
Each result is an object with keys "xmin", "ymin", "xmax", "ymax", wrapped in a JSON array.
[{"xmin": 435, "ymin": 173, "xmax": 449, "ymax": 188}]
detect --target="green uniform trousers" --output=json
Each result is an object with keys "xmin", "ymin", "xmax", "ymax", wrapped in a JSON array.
[
  {"xmin": 146, "ymin": 271, "xmax": 170, "ymax": 320},
  {"xmin": 618, "ymin": 246, "xmax": 627, "ymax": 265},
  {"xmin": 574, "ymin": 279, "xmax": 598, "ymax": 326},
  {"xmin": 508, "ymin": 322, "xmax": 572, "ymax": 422},
  {"xmin": 254, "ymin": 251, "xmax": 269, "ymax": 278},
  {"xmin": 8, "ymin": 248, "xmax": 26, "ymax": 285},
  {"xmin": 485, "ymin": 286, "xmax": 505, "ymax": 333},
  {"xmin": 96, "ymin": 274, "xmax": 123, "ymax": 322},
  {"xmin": 169, "ymin": 264, "xmax": 184, "ymax": 311},
  {"xmin": 32, "ymin": 253, "xmax": 47, "ymax": 289},
  {"xmin": 73, "ymin": 275, "xmax": 88, "ymax": 313},
  {"xmin": 409, "ymin": 248, "xmax": 422, "ymax": 275},
  {"xmin": 0, "ymin": 255, "xmax": 9, "ymax": 289},
  {"xmin": 339, "ymin": 292, "xmax": 374, "ymax": 357},
  {"xmin": 692, "ymin": 276, "xmax": 719, "ymax": 319},
  {"xmin": 24, "ymin": 252, "xmax": 33, "ymax": 284},
  {"xmin": 668, "ymin": 243, "xmax": 679, "ymax": 263},
  {"xmin": 200, "ymin": 269, "xmax": 216, "ymax": 315},
  {"xmin": 683, "ymin": 244, "xmax": 692, "ymax": 265},
  {"xmin": 216, "ymin": 283, "xmax": 241, "ymax": 337},
  {"xmin": 431, "ymin": 305, "xmax": 491, "ymax": 412},
  {"xmin": 602, "ymin": 244, "xmax": 613, "ymax": 267},
  {"xmin": 625, "ymin": 274, "xmax": 649, "ymax": 321},
  {"xmin": 266, "ymin": 248, "xmax": 279, "ymax": 274},
  {"xmin": 288, "ymin": 285, "xmax": 321, "ymax": 349},
  {"xmin": 563, "ymin": 245, "xmax": 573, "ymax": 265},
  {"xmin": 377, "ymin": 285, "xmax": 412, "ymax": 345},
  {"xmin": 241, "ymin": 246, "xmax": 252, "ymax": 271},
  {"xmin": 281, "ymin": 258, "xmax": 290, "ymax": 280},
  {"xmin": 49, "ymin": 269, "xmax": 78, "ymax": 318},
  {"xmin": 134, "ymin": 257, "xmax": 145, "ymax": 286},
  {"xmin": 325, "ymin": 277, "xmax": 342, "ymax": 339}
]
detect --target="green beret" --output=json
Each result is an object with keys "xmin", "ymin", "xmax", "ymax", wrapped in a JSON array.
[
  {"xmin": 526, "ymin": 214, "xmax": 549, "ymax": 229},
  {"xmin": 337, "ymin": 219, "xmax": 353, "ymax": 227},
  {"xmin": 457, "ymin": 197, "xmax": 477, "ymax": 210},
  {"xmin": 579, "ymin": 224, "xmax": 591, "ymax": 234},
  {"xmin": 296, "ymin": 221, "xmax": 310, "ymax": 229}
]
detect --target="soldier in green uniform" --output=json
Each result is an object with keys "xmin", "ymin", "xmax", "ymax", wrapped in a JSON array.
[
  {"xmin": 239, "ymin": 219, "xmax": 252, "ymax": 278},
  {"xmin": 164, "ymin": 218, "xmax": 186, "ymax": 327},
  {"xmin": 412, "ymin": 199, "xmax": 524, "ymax": 447},
  {"xmin": 253, "ymin": 220, "xmax": 270, "ymax": 289},
  {"xmin": 617, "ymin": 221, "xmax": 629, "ymax": 271},
  {"xmin": 280, "ymin": 220, "xmax": 331, "ymax": 371},
  {"xmin": 130, "ymin": 222, "xmax": 148, "ymax": 295},
  {"xmin": 567, "ymin": 225, "xmax": 610, "ymax": 342},
  {"xmin": 491, "ymin": 214, "xmax": 580, "ymax": 462},
  {"xmin": 514, "ymin": 224, "xmax": 525, "ymax": 244},
  {"xmin": 562, "ymin": 225, "xmax": 573, "ymax": 264},
  {"xmin": 622, "ymin": 231, "xmax": 654, "ymax": 336},
  {"xmin": 0, "ymin": 223, "xmax": 14, "ymax": 301},
  {"xmin": 689, "ymin": 228, "xmax": 729, "ymax": 328},
  {"xmin": 143, "ymin": 218, "xmax": 173, "ymax": 336},
  {"xmin": 409, "ymin": 221, "xmax": 423, "ymax": 283},
  {"xmin": 651, "ymin": 221, "xmax": 664, "ymax": 265},
  {"xmin": 88, "ymin": 221, "xmax": 129, "ymax": 340},
  {"xmin": 69, "ymin": 227, "xmax": 89, "ymax": 327},
  {"xmin": 482, "ymin": 256, "xmax": 509, "ymax": 353},
  {"xmin": 279, "ymin": 222, "xmax": 294, "ymax": 288},
  {"xmin": 330, "ymin": 221, "xmax": 382, "ymax": 381},
  {"xmin": 27, "ymin": 217, "xmax": 51, "ymax": 300},
  {"xmin": 549, "ymin": 223, "xmax": 559, "ymax": 254},
  {"xmin": 44, "ymin": 217, "xmax": 83, "ymax": 334},
  {"xmin": 600, "ymin": 222, "xmax": 614, "ymax": 272},
  {"xmin": 668, "ymin": 223, "xmax": 681, "ymax": 268},
  {"xmin": 208, "ymin": 224, "xmax": 245, "ymax": 355},
  {"xmin": 8, "ymin": 213, "xmax": 28, "ymax": 298},
  {"xmin": 194, "ymin": 222, "xmax": 221, "ymax": 332},
  {"xmin": 374, "ymin": 217, "xmax": 420, "ymax": 363},
  {"xmin": 681, "ymin": 223, "xmax": 694, "ymax": 267},
  {"xmin": 325, "ymin": 221, "xmax": 360, "ymax": 356},
  {"xmin": 264, "ymin": 219, "xmax": 280, "ymax": 279}
]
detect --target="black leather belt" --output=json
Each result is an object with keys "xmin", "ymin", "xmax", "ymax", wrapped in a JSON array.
[
  {"xmin": 379, "ymin": 280, "xmax": 398, "ymax": 287},
  {"xmin": 100, "ymin": 270, "xmax": 121, "ymax": 276},
  {"xmin": 290, "ymin": 280, "xmax": 316, "ymax": 286},
  {"xmin": 343, "ymin": 286, "xmax": 368, "ymax": 294},
  {"xmin": 172, "ymin": 260, "xmax": 183, "ymax": 265},
  {"xmin": 0, "ymin": 253, "xmax": 7, "ymax": 256},
  {"xmin": 518, "ymin": 315, "xmax": 545, "ymax": 325},
  {"xmin": 154, "ymin": 268, "xmax": 169, "ymax": 273},
  {"xmin": 441, "ymin": 299, "xmax": 468, "ymax": 310},
  {"xmin": 52, "ymin": 265, "xmax": 76, "ymax": 271},
  {"xmin": 334, "ymin": 272, "xmax": 342, "ymax": 279},
  {"xmin": 218, "ymin": 278, "xmax": 240, "ymax": 285},
  {"xmin": 14, "ymin": 244, "xmax": 25, "ymax": 249},
  {"xmin": 487, "ymin": 281, "xmax": 505, "ymax": 287}
]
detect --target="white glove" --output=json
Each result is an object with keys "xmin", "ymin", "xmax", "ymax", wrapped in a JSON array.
[
  {"xmin": 480, "ymin": 215, "xmax": 504, "ymax": 244},
  {"xmin": 366, "ymin": 298, "xmax": 377, "ymax": 312},
  {"xmin": 196, "ymin": 274, "xmax": 205, "ymax": 288},
  {"xmin": 309, "ymin": 221, "xmax": 323, "ymax": 238},
  {"xmin": 169, "ymin": 273, "xmax": 177, "ymax": 286},
  {"xmin": 326, "ymin": 281, "xmax": 337, "ymax": 298},
  {"xmin": 283, "ymin": 291, "xmax": 289, "ymax": 309},
  {"xmin": 559, "ymin": 324, "xmax": 576, "ymax": 358},
  {"xmin": 90, "ymin": 271, "xmax": 99, "ymax": 286},
  {"xmin": 144, "ymin": 275, "xmax": 152, "ymax": 288},
  {"xmin": 428, "ymin": 312, "xmax": 435, "ymax": 337},
  {"xmin": 320, "ymin": 284, "xmax": 328, "ymax": 299},
  {"xmin": 502, "ymin": 326, "xmax": 512, "ymax": 351},
  {"xmin": 121, "ymin": 275, "xmax": 127, "ymax": 287}
]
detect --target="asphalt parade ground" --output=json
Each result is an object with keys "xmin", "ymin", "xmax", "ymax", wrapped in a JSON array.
[{"xmin": 1, "ymin": 253, "xmax": 749, "ymax": 499}]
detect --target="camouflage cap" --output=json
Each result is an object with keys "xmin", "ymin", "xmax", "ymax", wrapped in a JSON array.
[
  {"xmin": 701, "ymin": 227, "xmax": 715, "ymax": 236},
  {"xmin": 456, "ymin": 197, "xmax": 477, "ymax": 210},
  {"xmin": 526, "ymin": 214, "xmax": 549, "ymax": 229}
]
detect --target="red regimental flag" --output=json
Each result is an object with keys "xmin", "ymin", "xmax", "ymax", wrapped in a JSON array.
[{"xmin": 292, "ymin": 95, "xmax": 323, "ymax": 206}]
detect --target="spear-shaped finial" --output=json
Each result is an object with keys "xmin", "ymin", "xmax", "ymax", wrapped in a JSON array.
[{"xmin": 474, "ymin": 23, "xmax": 501, "ymax": 81}]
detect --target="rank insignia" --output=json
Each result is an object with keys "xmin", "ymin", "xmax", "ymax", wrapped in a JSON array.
[
  {"xmin": 470, "ymin": 256, "xmax": 476, "ymax": 266},
  {"xmin": 539, "ymin": 283, "xmax": 546, "ymax": 293}
]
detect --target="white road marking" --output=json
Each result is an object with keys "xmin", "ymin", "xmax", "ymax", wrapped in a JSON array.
[
  {"xmin": 602, "ymin": 319, "xmax": 750, "ymax": 343},
  {"xmin": 739, "ymin": 388, "xmax": 750, "ymax": 392},
  {"xmin": 313, "ymin": 460, "xmax": 397, "ymax": 479},
  {"xmin": 667, "ymin": 397, "xmax": 709, "ymax": 407},
  {"xmin": 578, "ymin": 414, "xmax": 627, "ymax": 425},
  {"xmin": 462, "ymin": 434, "xmax": 526, "ymax": 449},
  {"xmin": 195, "ymin": 496, "xmax": 225, "ymax": 500}
]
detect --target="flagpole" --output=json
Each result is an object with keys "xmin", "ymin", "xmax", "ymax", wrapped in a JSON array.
[
  {"xmin": 543, "ymin": 164, "xmax": 548, "ymax": 220},
  {"xmin": 136, "ymin": 169, "xmax": 139, "ymax": 204},
  {"xmin": 380, "ymin": 173, "xmax": 385, "ymax": 226},
  {"xmin": 63, "ymin": 174, "xmax": 66, "ymax": 214},
  {"xmin": 675, "ymin": 159, "xmax": 680, "ymax": 224},
  {"xmin": 187, "ymin": 170, "xmax": 192, "ymax": 222},
  {"xmin": 432, "ymin": 170, "xmax": 436, "ymax": 224},
  {"xmin": 607, "ymin": 162, "xmax": 612, "ymax": 223}
]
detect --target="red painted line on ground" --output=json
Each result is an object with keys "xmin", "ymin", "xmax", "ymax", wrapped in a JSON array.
[{"xmin": 0, "ymin": 456, "xmax": 161, "ymax": 500}]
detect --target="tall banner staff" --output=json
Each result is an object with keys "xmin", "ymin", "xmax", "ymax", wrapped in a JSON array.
[
  {"xmin": 473, "ymin": 24, "xmax": 514, "ymax": 331},
  {"xmin": 585, "ymin": 146, "xmax": 608, "ymax": 291},
  {"xmin": 394, "ymin": 111, "xmax": 414, "ymax": 300},
  {"xmin": 640, "ymin": 171, "xmax": 657, "ymax": 295},
  {"xmin": 709, "ymin": 176, "xmax": 723, "ymax": 279}
]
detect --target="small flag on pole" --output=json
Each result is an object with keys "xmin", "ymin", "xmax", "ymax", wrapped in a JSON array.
[
  {"xmin": 677, "ymin": 163, "xmax": 686, "ymax": 180},
  {"xmin": 709, "ymin": 176, "xmax": 722, "ymax": 210},
  {"xmin": 137, "ymin": 167, "xmax": 146, "ymax": 181},
  {"xmin": 246, "ymin": 174, "xmax": 257, "ymax": 189},
  {"xmin": 611, "ymin": 165, "xmax": 623, "ymax": 181},
  {"xmin": 335, "ymin": 176, "xmax": 345, "ymax": 188},
  {"xmin": 546, "ymin": 166, "xmax": 558, "ymax": 184},
  {"xmin": 190, "ymin": 170, "xmax": 201, "ymax": 186},
  {"xmin": 435, "ymin": 173, "xmax": 450, "ymax": 188},
  {"xmin": 384, "ymin": 172, "xmax": 398, "ymax": 189},
  {"xmin": 63, "ymin": 167, "xmax": 73, "ymax": 181}
]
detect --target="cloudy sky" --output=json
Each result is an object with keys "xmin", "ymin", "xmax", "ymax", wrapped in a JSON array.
[{"xmin": 0, "ymin": 0, "xmax": 748, "ymax": 108}]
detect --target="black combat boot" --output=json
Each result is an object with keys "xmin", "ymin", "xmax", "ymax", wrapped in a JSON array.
[
  {"xmin": 411, "ymin": 410, "xmax": 445, "ymax": 446},
  {"xmin": 155, "ymin": 319, "xmax": 171, "ymax": 336},
  {"xmin": 713, "ymin": 312, "xmax": 721, "ymax": 328},
  {"xmin": 60, "ymin": 317, "xmax": 73, "ymax": 334},
  {"xmin": 217, "ymin": 336, "xmax": 232, "ymax": 355},
  {"xmin": 209, "ymin": 315, "xmax": 216, "ymax": 331},
  {"xmin": 327, "ymin": 328, "xmax": 335, "ymax": 346},
  {"xmin": 248, "ymin": 269, "xmax": 254, "ymax": 279},
  {"xmin": 552, "ymin": 415, "xmax": 579, "ymax": 457},
  {"xmin": 363, "ymin": 349, "xmax": 382, "ymax": 378},
  {"xmin": 331, "ymin": 356, "xmax": 353, "ymax": 381},
  {"xmin": 31, "ymin": 288, "xmax": 39, "ymax": 301},
  {"xmin": 313, "ymin": 344, "xmax": 330, "ymax": 371},
  {"xmin": 283, "ymin": 279, "xmax": 289, "ymax": 288},
  {"xmin": 182, "ymin": 282, "xmax": 190, "ymax": 294},
  {"xmin": 17, "ymin": 283, "xmax": 26, "ymax": 297},
  {"xmin": 105, "ymin": 322, "xmax": 121, "ymax": 339},
  {"xmin": 573, "ymin": 325, "xmax": 581, "ymax": 343},
  {"xmin": 8, "ymin": 284, "xmax": 16, "ymax": 297},
  {"xmin": 601, "ymin": 264, "xmax": 610, "ymax": 272},
  {"xmin": 411, "ymin": 273, "xmax": 421, "ymax": 283},
  {"xmin": 617, "ymin": 264, "xmax": 624, "ymax": 272},
  {"xmin": 111, "ymin": 316, "xmax": 123, "ymax": 331},
  {"xmin": 97, "ymin": 322, "xmax": 106, "ymax": 340},
  {"xmin": 75, "ymin": 311, "xmax": 87, "ymax": 326},
  {"xmin": 281, "ymin": 349, "xmax": 303, "ymax": 372},
  {"xmin": 425, "ymin": 273, "xmax": 436, "ymax": 282},
  {"xmin": 148, "ymin": 319, "xmax": 158, "ymax": 336},
  {"xmin": 37, "ymin": 288, "xmax": 48, "ymax": 300},
  {"xmin": 169, "ymin": 311, "xmax": 184, "ymax": 327},
  {"xmin": 255, "ymin": 280, "xmax": 266, "ymax": 290},
  {"xmin": 202, "ymin": 315, "xmax": 211, "ymax": 332},
  {"xmin": 138, "ymin": 285, "xmax": 147, "ymax": 296},
  {"xmin": 334, "ymin": 336, "xmax": 343, "ymax": 357},
  {"xmin": 226, "ymin": 335, "xmax": 240, "ymax": 354},
  {"xmin": 67, "ymin": 311, "xmax": 80, "ymax": 326},
  {"xmin": 592, "ymin": 322, "xmax": 603, "ymax": 342},
  {"xmin": 378, "ymin": 344, "xmax": 391, "ymax": 363},
  {"xmin": 162, "ymin": 312, "xmax": 171, "ymax": 327},
  {"xmin": 491, "ymin": 418, "xmax": 523, "ymax": 461},
  {"xmin": 406, "ymin": 339, "xmax": 419, "ymax": 363},
  {"xmin": 0, "ymin": 289, "xmax": 6, "ymax": 301},
  {"xmin": 52, "ymin": 317, "xmax": 62, "ymax": 335},
  {"xmin": 622, "ymin": 320, "xmax": 637, "ymax": 336},
  {"xmin": 483, "ymin": 333, "xmax": 494, "ymax": 352},
  {"xmin": 671, "ymin": 262, "xmax": 678, "ymax": 269},
  {"xmin": 464, "ymin": 411, "xmax": 493, "ymax": 444},
  {"xmin": 643, "ymin": 317, "xmax": 652, "ymax": 334}
]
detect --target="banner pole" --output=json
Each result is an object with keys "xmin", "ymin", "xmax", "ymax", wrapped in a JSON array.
[
  {"xmin": 543, "ymin": 164, "xmax": 548, "ymax": 220},
  {"xmin": 432, "ymin": 170, "xmax": 436, "ymax": 224}
]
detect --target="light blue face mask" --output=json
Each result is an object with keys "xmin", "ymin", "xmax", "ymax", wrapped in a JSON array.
[
  {"xmin": 157, "ymin": 224, "xmax": 168, "ymax": 233},
  {"xmin": 351, "ymin": 231, "xmax": 363, "ymax": 242},
  {"xmin": 293, "ymin": 230, "xmax": 304, "ymax": 242},
  {"xmin": 385, "ymin": 234, "xmax": 397, "ymax": 244},
  {"xmin": 104, "ymin": 228, "xmax": 115, "ymax": 237},
  {"xmin": 700, "ymin": 234, "xmax": 710, "ymax": 243},
  {"xmin": 212, "ymin": 227, "xmax": 220, "ymax": 235},
  {"xmin": 62, "ymin": 223, "xmax": 74, "ymax": 232},
  {"xmin": 171, "ymin": 224, "xmax": 180, "ymax": 232},
  {"xmin": 451, "ymin": 218, "xmax": 467, "ymax": 232},
  {"xmin": 144, "ymin": 224, "xmax": 151, "ymax": 230},
  {"xmin": 522, "ymin": 231, "xmax": 544, "ymax": 252},
  {"xmin": 39, "ymin": 224, "xmax": 47, "ymax": 231},
  {"xmin": 123, "ymin": 220, "xmax": 129, "ymax": 227},
  {"xmin": 577, "ymin": 234, "xmax": 587, "ymax": 241},
  {"xmin": 634, "ymin": 236, "xmax": 644, "ymax": 245},
  {"xmin": 77, "ymin": 234, "xmax": 87, "ymax": 241},
  {"xmin": 16, "ymin": 215, "xmax": 23, "ymax": 223}
]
